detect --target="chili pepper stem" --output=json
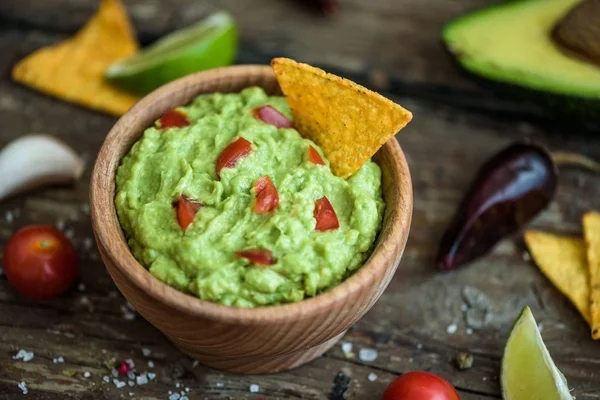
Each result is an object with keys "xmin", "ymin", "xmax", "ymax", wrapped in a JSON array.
[{"xmin": 551, "ymin": 152, "xmax": 600, "ymax": 173}]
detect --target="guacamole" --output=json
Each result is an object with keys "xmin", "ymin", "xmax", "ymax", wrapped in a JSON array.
[{"xmin": 115, "ymin": 87, "xmax": 385, "ymax": 307}]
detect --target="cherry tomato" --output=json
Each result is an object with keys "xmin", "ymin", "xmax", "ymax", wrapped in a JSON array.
[
  {"xmin": 252, "ymin": 105, "xmax": 294, "ymax": 128},
  {"xmin": 157, "ymin": 109, "xmax": 190, "ymax": 129},
  {"xmin": 314, "ymin": 196, "xmax": 339, "ymax": 231},
  {"xmin": 3, "ymin": 225, "xmax": 77, "ymax": 300},
  {"xmin": 177, "ymin": 194, "xmax": 204, "ymax": 230},
  {"xmin": 216, "ymin": 137, "xmax": 253, "ymax": 179},
  {"xmin": 235, "ymin": 249, "xmax": 275, "ymax": 266},
  {"xmin": 254, "ymin": 176, "xmax": 279, "ymax": 213},
  {"xmin": 308, "ymin": 146, "xmax": 325, "ymax": 166},
  {"xmin": 382, "ymin": 372, "xmax": 460, "ymax": 400}
]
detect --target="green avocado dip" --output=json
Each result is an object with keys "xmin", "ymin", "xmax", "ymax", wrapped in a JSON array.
[{"xmin": 115, "ymin": 87, "xmax": 385, "ymax": 307}]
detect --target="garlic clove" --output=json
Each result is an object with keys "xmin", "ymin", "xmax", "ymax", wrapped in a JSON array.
[{"xmin": 0, "ymin": 134, "xmax": 85, "ymax": 202}]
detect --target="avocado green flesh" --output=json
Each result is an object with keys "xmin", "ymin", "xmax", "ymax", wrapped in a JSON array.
[
  {"xmin": 443, "ymin": 0, "xmax": 600, "ymax": 99},
  {"xmin": 115, "ymin": 87, "xmax": 385, "ymax": 307}
]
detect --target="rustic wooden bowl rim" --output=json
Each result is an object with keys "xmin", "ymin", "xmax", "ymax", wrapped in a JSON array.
[{"xmin": 90, "ymin": 65, "xmax": 412, "ymax": 325}]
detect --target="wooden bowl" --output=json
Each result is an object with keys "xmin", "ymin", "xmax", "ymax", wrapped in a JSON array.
[{"xmin": 90, "ymin": 65, "xmax": 412, "ymax": 374}]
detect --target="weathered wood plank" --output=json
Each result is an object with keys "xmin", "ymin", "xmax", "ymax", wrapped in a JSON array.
[{"xmin": 1, "ymin": 16, "xmax": 600, "ymax": 400}]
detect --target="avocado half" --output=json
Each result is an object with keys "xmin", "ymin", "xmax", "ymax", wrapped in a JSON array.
[{"xmin": 442, "ymin": 0, "xmax": 600, "ymax": 124}]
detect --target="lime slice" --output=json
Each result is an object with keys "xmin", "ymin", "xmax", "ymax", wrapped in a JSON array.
[
  {"xmin": 502, "ymin": 306, "xmax": 573, "ymax": 400},
  {"xmin": 105, "ymin": 11, "xmax": 237, "ymax": 95}
]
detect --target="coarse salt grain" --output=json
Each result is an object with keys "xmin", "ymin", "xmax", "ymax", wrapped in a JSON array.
[
  {"xmin": 368, "ymin": 373, "xmax": 377, "ymax": 382},
  {"xmin": 341, "ymin": 342, "xmax": 353, "ymax": 353},
  {"xmin": 416, "ymin": 343, "xmax": 423, "ymax": 349},
  {"xmin": 136, "ymin": 374, "xmax": 148, "ymax": 385},
  {"xmin": 83, "ymin": 371, "xmax": 91, "ymax": 378},
  {"xmin": 192, "ymin": 360, "xmax": 199, "ymax": 368},
  {"xmin": 111, "ymin": 368, "xmax": 119, "ymax": 378},
  {"xmin": 538, "ymin": 323, "xmax": 544, "ymax": 333},
  {"xmin": 113, "ymin": 379, "xmax": 126, "ymax": 389},
  {"xmin": 13, "ymin": 349, "xmax": 34, "ymax": 362},
  {"xmin": 249, "ymin": 384, "xmax": 259, "ymax": 393},
  {"xmin": 5, "ymin": 211, "xmax": 14, "ymax": 223},
  {"xmin": 215, "ymin": 382, "xmax": 224, "ymax": 388},
  {"xmin": 128, "ymin": 380, "xmax": 135, "ymax": 387},
  {"xmin": 147, "ymin": 372, "xmax": 156, "ymax": 380},
  {"xmin": 446, "ymin": 323, "xmax": 458, "ymax": 335},
  {"xmin": 53, "ymin": 356, "xmax": 64, "ymax": 363},
  {"xmin": 103, "ymin": 376, "xmax": 110, "ymax": 383},
  {"xmin": 460, "ymin": 304, "xmax": 468, "ymax": 312},
  {"xmin": 18, "ymin": 381, "xmax": 27, "ymax": 394},
  {"xmin": 466, "ymin": 328, "xmax": 473, "ymax": 335},
  {"xmin": 169, "ymin": 394, "xmax": 180, "ymax": 400},
  {"xmin": 148, "ymin": 361, "xmax": 154, "ymax": 368},
  {"xmin": 127, "ymin": 371, "xmax": 135, "ymax": 380},
  {"xmin": 180, "ymin": 397, "xmax": 189, "ymax": 400},
  {"xmin": 129, "ymin": 393, "xmax": 134, "ymax": 397},
  {"xmin": 185, "ymin": 387, "xmax": 190, "ymax": 392},
  {"xmin": 142, "ymin": 348, "xmax": 151, "ymax": 357},
  {"xmin": 176, "ymin": 382, "xmax": 181, "ymax": 388},
  {"xmin": 65, "ymin": 228, "xmax": 74, "ymax": 239},
  {"xmin": 358, "ymin": 348, "xmax": 378, "ymax": 362}
]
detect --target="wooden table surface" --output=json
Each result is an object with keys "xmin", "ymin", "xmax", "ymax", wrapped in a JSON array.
[{"xmin": 1, "ymin": 0, "xmax": 600, "ymax": 399}]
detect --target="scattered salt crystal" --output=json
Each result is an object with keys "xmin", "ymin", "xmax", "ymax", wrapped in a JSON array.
[
  {"xmin": 56, "ymin": 219, "xmax": 66, "ymax": 231},
  {"xmin": 128, "ymin": 380, "xmax": 135, "ymax": 387},
  {"xmin": 169, "ymin": 393, "xmax": 181, "ymax": 400},
  {"xmin": 466, "ymin": 328, "xmax": 473, "ymax": 335},
  {"xmin": 460, "ymin": 304, "xmax": 468, "ymax": 312},
  {"xmin": 113, "ymin": 379, "xmax": 126, "ymax": 389},
  {"xmin": 192, "ymin": 360, "xmax": 199, "ymax": 368},
  {"xmin": 111, "ymin": 368, "xmax": 119, "ymax": 378},
  {"xmin": 556, "ymin": 323, "xmax": 566, "ymax": 329},
  {"xmin": 129, "ymin": 393, "xmax": 134, "ymax": 397},
  {"xmin": 5, "ymin": 211, "xmax": 14, "ymax": 223},
  {"xmin": 215, "ymin": 382, "xmax": 224, "ymax": 388},
  {"xmin": 168, "ymin": 391, "xmax": 173, "ymax": 395},
  {"xmin": 18, "ymin": 381, "xmax": 27, "ymax": 394},
  {"xmin": 64, "ymin": 228, "xmax": 74, "ymax": 239},
  {"xmin": 482, "ymin": 376, "xmax": 488, "ymax": 381},
  {"xmin": 83, "ymin": 371, "xmax": 91, "ymax": 378},
  {"xmin": 538, "ymin": 323, "xmax": 544, "ymax": 333},
  {"xmin": 147, "ymin": 360, "xmax": 154, "ymax": 368},
  {"xmin": 53, "ymin": 356, "xmax": 64, "ymax": 363},
  {"xmin": 176, "ymin": 383, "xmax": 181, "ymax": 388},
  {"xmin": 78, "ymin": 283, "xmax": 86, "ymax": 292},
  {"xmin": 185, "ymin": 387, "xmax": 190, "ymax": 392},
  {"xmin": 13, "ymin": 349, "xmax": 34, "ymax": 362},
  {"xmin": 249, "ymin": 384, "xmax": 259, "ymax": 393},
  {"xmin": 103, "ymin": 376, "xmax": 110, "ymax": 383},
  {"xmin": 180, "ymin": 397, "xmax": 189, "ymax": 400},
  {"xmin": 416, "ymin": 343, "xmax": 423, "ymax": 349},
  {"xmin": 368, "ymin": 373, "xmax": 377, "ymax": 382},
  {"xmin": 341, "ymin": 342, "xmax": 353, "ymax": 353},
  {"xmin": 127, "ymin": 371, "xmax": 135, "ymax": 380},
  {"xmin": 446, "ymin": 323, "xmax": 457, "ymax": 335},
  {"xmin": 147, "ymin": 372, "xmax": 156, "ymax": 380},
  {"xmin": 136, "ymin": 374, "xmax": 148, "ymax": 385},
  {"xmin": 358, "ymin": 348, "xmax": 378, "ymax": 362},
  {"xmin": 142, "ymin": 348, "xmax": 151, "ymax": 357}
]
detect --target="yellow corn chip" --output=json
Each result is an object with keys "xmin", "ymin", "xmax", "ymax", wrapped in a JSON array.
[
  {"xmin": 12, "ymin": 0, "xmax": 140, "ymax": 116},
  {"xmin": 271, "ymin": 58, "xmax": 412, "ymax": 178},
  {"xmin": 524, "ymin": 230, "xmax": 590, "ymax": 323},
  {"xmin": 583, "ymin": 211, "xmax": 600, "ymax": 339}
]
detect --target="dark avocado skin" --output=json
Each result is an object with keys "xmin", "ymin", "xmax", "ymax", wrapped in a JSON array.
[{"xmin": 442, "ymin": 0, "xmax": 600, "ymax": 128}]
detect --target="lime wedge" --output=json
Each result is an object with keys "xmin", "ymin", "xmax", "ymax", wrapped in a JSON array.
[
  {"xmin": 105, "ymin": 11, "xmax": 237, "ymax": 95},
  {"xmin": 502, "ymin": 306, "xmax": 573, "ymax": 400}
]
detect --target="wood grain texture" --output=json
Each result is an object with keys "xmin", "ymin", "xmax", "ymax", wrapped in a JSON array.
[
  {"xmin": 2, "ymin": 0, "xmax": 600, "ymax": 398},
  {"xmin": 89, "ymin": 66, "xmax": 413, "ymax": 373}
]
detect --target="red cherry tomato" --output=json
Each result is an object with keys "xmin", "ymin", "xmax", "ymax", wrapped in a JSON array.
[
  {"xmin": 314, "ymin": 196, "xmax": 339, "ymax": 231},
  {"xmin": 252, "ymin": 105, "xmax": 294, "ymax": 128},
  {"xmin": 308, "ymin": 146, "xmax": 325, "ymax": 166},
  {"xmin": 157, "ymin": 109, "xmax": 190, "ymax": 129},
  {"xmin": 3, "ymin": 225, "xmax": 77, "ymax": 300},
  {"xmin": 382, "ymin": 372, "xmax": 460, "ymax": 400},
  {"xmin": 235, "ymin": 249, "xmax": 275, "ymax": 266},
  {"xmin": 177, "ymin": 194, "xmax": 204, "ymax": 230},
  {"xmin": 254, "ymin": 176, "xmax": 279, "ymax": 213},
  {"xmin": 216, "ymin": 137, "xmax": 253, "ymax": 179}
]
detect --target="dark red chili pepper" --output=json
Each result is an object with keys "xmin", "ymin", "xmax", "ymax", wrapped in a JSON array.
[{"xmin": 437, "ymin": 142, "xmax": 558, "ymax": 271}]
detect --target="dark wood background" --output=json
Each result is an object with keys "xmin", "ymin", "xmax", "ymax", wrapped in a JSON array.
[{"xmin": 1, "ymin": 0, "xmax": 600, "ymax": 398}]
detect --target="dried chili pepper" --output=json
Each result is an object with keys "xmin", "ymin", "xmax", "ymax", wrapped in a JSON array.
[{"xmin": 437, "ymin": 142, "xmax": 557, "ymax": 271}]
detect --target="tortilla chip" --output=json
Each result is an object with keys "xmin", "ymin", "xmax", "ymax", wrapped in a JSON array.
[
  {"xmin": 583, "ymin": 212, "xmax": 600, "ymax": 339},
  {"xmin": 12, "ymin": 0, "xmax": 140, "ymax": 116},
  {"xmin": 271, "ymin": 58, "xmax": 412, "ymax": 178},
  {"xmin": 524, "ymin": 230, "xmax": 590, "ymax": 323}
]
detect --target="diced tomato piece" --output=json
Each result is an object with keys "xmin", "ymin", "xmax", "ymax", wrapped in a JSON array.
[
  {"xmin": 177, "ymin": 195, "xmax": 204, "ymax": 230},
  {"xmin": 216, "ymin": 137, "xmax": 252, "ymax": 179},
  {"xmin": 235, "ymin": 249, "xmax": 275, "ymax": 266},
  {"xmin": 157, "ymin": 110, "xmax": 190, "ymax": 129},
  {"xmin": 308, "ymin": 146, "xmax": 325, "ymax": 166},
  {"xmin": 254, "ymin": 176, "xmax": 279, "ymax": 213},
  {"xmin": 252, "ymin": 105, "xmax": 294, "ymax": 128},
  {"xmin": 314, "ymin": 196, "xmax": 340, "ymax": 231}
]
